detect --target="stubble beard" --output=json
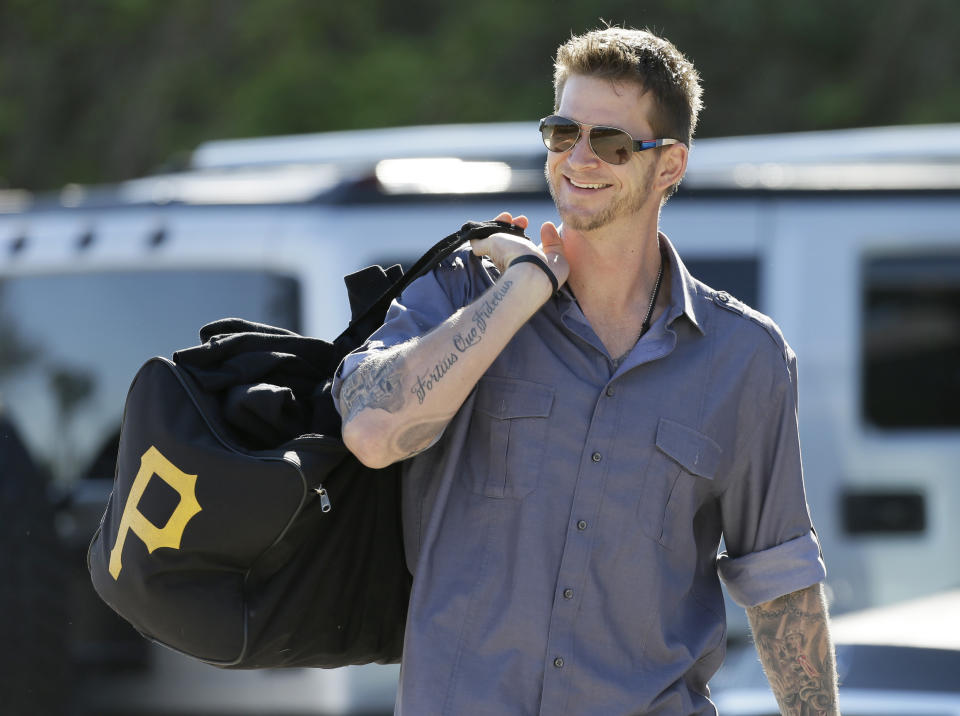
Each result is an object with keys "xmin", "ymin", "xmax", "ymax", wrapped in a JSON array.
[{"xmin": 546, "ymin": 161, "xmax": 656, "ymax": 232}]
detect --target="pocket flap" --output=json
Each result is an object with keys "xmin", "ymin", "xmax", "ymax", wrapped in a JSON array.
[
  {"xmin": 475, "ymin": 376, "xmax": 554, "ymax": 419},
  {"xmin": 655, "ymin": 418, "xmax": 721, "ymax": 479}
]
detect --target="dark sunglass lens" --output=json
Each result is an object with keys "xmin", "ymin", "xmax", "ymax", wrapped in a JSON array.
[
  {"xmin": 541, "ymin": 117, "xmax": 579, "ymax": 152},
  {"xmin": 590, "ymin": 127, "xmax": 632, "ymax": 165}
]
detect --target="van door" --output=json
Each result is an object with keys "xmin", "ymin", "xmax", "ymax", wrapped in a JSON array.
[{"xmin": 767, "ymin": 194, "xmax": 960, "ymax": 615}]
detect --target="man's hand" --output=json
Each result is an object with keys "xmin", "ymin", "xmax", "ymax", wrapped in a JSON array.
[
  {"xmin": 746, "ymin": 583, "xmax": 839, "ymax": 715},
  {"xmin": 470, "ymin": 212, "xmax": 570, "ymax": 290}
]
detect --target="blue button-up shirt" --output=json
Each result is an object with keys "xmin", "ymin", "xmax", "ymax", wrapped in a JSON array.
[{"xmin": 333, "ymin": 234, "xmax": 826, "ymax": 715}]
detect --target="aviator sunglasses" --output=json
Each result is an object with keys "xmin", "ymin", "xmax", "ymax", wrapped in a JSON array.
[{"xmin": 539, "ymin": 115, "xmax": 681, "ymax": 166}]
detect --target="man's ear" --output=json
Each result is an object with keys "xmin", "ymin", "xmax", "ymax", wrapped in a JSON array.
[{"xmin": 654, "ymin": 143, "xmax": 688, "ymax": 193}]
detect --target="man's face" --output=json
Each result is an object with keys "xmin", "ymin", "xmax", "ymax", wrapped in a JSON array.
[{"xmin": 546, "ymin": 74, "xmax": 662, "ymax": 233}]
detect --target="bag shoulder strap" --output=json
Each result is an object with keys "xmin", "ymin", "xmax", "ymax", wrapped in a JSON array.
[{"xmin": 332, "ymin": 219, "xmax": 527, "ymax": 352}]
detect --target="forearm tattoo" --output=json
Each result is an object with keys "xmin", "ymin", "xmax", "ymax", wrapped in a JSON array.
[
  {"xmin": 339, "ymin": 349, "xmax": 406, "ymax": 422},
  {"xmin": 746, "ymin": 585, "xmax": 839, "ymax": 715},
  {"xmin": 410, "ymin": 279, "xmax": 514, "ymax": 405},
  {"xmin": 341, "ymin": 277, "xmax": 515, "ymax": 445}
]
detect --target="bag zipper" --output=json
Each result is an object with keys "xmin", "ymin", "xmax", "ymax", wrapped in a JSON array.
[{"xmin": 313, "ymin": 486, "xmax": 332, "ymax": 512}]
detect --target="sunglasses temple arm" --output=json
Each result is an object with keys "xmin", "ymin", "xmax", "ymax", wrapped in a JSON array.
[{"xmin": 635, "ymin": 138, "xmax": 682, "ymax": 150}]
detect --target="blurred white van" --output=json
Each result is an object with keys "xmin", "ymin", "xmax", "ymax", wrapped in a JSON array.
[{"xmin": 0, "ymin": 121, "xmax": 958, "ymax": 713}]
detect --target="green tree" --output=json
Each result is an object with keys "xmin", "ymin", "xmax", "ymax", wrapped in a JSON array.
[{"xmin": 1, "ymin": 0, "xmax": 958, "ymax": 191}]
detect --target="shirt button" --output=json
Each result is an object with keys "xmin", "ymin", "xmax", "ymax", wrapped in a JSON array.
[
  {"xmin": 563, "ymin": 588, "xmax": 574, "ymax": 599},
  {"xmin": 554, "ymin": 657, "xmax": 564, "ymax": 668},
  {"xmin": 577, "ymin": 519, "xmax": 588, "ymax": 531},
  {"xmin": 591, "ymin": 452, "xmax": 602, "ymax": 462},
  {"xmin": 605, "ymin": 386, "xmax": 615, "ymax": 397}
]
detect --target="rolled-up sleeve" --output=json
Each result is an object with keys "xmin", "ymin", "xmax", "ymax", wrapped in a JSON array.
[
  {"xmin": 717, "ymin": 345, "xmax": 826, "ymax": 607},
  {"xmin": 717, "ymin": 530, "xmax": 826, "ymax": 607}
]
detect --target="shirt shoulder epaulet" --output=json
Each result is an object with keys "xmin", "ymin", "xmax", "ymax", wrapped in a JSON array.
[
  {"xmin": 711, "ymin": 290, "xmax": 745, "ymax": 316},
  {"xmin": 705, "ymin": 287, "xmax": 791, "ymax": 365}
]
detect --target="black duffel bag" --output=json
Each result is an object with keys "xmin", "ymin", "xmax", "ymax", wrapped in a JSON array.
[{"xmin": 88, "ymin": 219, "xmax": 526, "ymax": 668}]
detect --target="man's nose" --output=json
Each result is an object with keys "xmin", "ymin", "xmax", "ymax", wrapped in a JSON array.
[{"xmin": 566, "ymin": 131, "xmax": 602, "ymax": 167}]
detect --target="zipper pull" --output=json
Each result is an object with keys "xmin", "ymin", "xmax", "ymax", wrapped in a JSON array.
[{"xmin": 314, "ymin": 486, "xmax": 332, "ymax": 513}]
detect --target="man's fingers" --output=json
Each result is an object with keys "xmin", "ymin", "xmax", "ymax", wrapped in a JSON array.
[
  {"xmin": 470, "ymin": 219, "xmax": 562, "ymax": 279},
  {"xmin": 538, "ymin": 221, "xmax": 569, "ymax": 287},
  {"xmin": 539, "ymin": 221, "xmax": 562, "ymax": 254},
  {"xmin": 492, "ymin": 212, "xmax": 529, "ymax": 231}
]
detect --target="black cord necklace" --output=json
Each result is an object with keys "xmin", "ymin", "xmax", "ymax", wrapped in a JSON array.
[
  {"xmin": 611, "ymin": 244, "xmax": 664, "ymax": 369},
  {"xmin": 639, "ymin": 251, "xmax": 664, "ymax": 339}
]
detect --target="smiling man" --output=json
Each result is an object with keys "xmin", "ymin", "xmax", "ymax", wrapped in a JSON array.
[{"xmin": 334, "ymin": 26, "xmax": 838, "ymax": 716}]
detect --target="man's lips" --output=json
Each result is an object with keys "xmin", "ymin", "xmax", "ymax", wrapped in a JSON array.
[{"xmin": 565, "ymin": 175, "xmax": 611, "ymax": 190}]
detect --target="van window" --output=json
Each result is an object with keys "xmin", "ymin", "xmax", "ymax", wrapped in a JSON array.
[
  {"xmin": 0, "ymin": 270, "xmax": 301, "ymax": 489},
  {"xmin": 862, "ymin": 252, "xmax": 960, "ymax": 428}
]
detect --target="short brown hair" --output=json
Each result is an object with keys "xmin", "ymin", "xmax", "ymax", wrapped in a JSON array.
[{"xmin": 554, "ymin": 26, "xmax": 703, "ymax": 151}]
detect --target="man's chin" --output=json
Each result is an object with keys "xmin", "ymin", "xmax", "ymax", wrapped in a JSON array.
[
  {"xmin": 559, "ymin": 208, "xmax": 615, "ymax": 233},
  {"xmin": 548, "ymin": 184, "xmax": 603, "ymax": 230}
]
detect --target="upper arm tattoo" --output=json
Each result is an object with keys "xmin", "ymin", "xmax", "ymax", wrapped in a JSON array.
[
  {"xmin": 747, "ymin": 585, "xmax": 838, "ymax": 715},
  {"xmin": 339, "ymin": 350, "xmax": 407, "ymax": 422}
]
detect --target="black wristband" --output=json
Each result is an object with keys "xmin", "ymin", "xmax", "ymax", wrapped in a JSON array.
[{"xmin": 508, "ymin": 254, "xmax": 559, "ymax": 295}]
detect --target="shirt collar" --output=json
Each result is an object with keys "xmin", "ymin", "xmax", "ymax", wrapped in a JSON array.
[
  {"xmin": 659, "ymin": 232, "xmax": 704, "ymax": 335},
  {"xmin": 556, "ymin": 232, "xmax": 704, "ymax": 335}
]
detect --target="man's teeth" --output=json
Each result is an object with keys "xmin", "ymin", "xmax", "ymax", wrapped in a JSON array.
[{"xmin": 569, "ymin": 179, "xmax": 607, "ymax": 189}]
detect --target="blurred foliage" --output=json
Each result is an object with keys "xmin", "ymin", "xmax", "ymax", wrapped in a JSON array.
[{"xmin": 1, "ymin": 0, "xmax": 959, "ymax": 191}]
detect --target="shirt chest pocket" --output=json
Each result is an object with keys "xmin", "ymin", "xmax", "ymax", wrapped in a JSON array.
[
  {"xmin": 638, "ymin": 418, "xmax": 722, "ymax": 548},
  {"xmin": 465, "ymin": 376, "xmax": 555, "ymax": 499}
]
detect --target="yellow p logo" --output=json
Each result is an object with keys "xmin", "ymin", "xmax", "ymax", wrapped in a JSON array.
[{"xmin": 108, "ymin": 445, "xmax": 202, "ymax": 580}]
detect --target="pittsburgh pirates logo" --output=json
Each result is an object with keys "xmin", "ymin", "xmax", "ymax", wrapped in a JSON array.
[{"xmin": 108, "ymin": 446, "xmax": 202, "ymax": 580}]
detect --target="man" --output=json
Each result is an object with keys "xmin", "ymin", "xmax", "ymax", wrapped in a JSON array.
[
  {"xmin": 0, "ymin": 403, "xmax": 72, "ymax": 714},
  {"xmin": 334, "ymin": 26, "xmax": 838, "ymax": 716}
]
